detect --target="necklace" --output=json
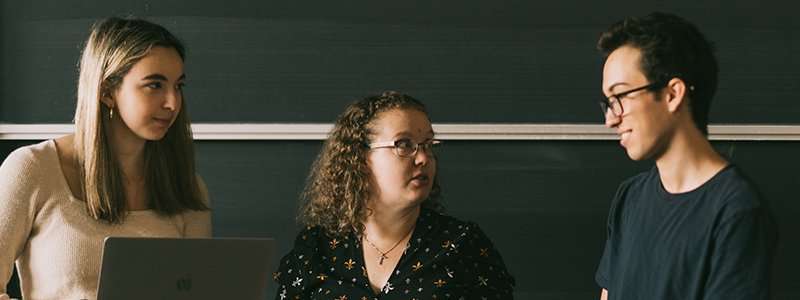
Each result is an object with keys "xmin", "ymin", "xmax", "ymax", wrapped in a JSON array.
[{"xmin": 363, "ymin": 228, "xmax": 414, "ymax": 265}]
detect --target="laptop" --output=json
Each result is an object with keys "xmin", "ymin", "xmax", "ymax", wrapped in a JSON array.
[{"xmin": 96, "ymin": 237, "xmax": 275, "ymax": 300}]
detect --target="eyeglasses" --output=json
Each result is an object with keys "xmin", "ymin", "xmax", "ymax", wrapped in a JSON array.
[
  {"xmin": 369, "ymin": 138, "xmax": 442, "ymax": 157},
  {"xmin": 599, "ymin": 83, "xmax": 657, "ymax": 117}
]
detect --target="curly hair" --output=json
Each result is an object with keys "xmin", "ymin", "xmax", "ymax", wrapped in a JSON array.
[
  {"xmin": 598, "ymin": 12, "xmax": 719, "ymax": 135},
  {"xmin": 298, "ymin": 91, "xmax": 444, "ymax": 236}
]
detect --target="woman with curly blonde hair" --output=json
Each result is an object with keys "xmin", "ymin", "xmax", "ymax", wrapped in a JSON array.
[{"xmin": 275, "ymin": 91, "xmax": 515, "ymax": 299}]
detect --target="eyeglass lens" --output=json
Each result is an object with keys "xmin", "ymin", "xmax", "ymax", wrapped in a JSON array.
[{"xmin": 395, "ymin": 139, "xmax": 440, "ymax": 157}]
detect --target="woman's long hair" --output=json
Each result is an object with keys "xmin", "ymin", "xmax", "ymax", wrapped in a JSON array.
[
  {"xmin": 74, "ymin": 17, "xmax": 208, "ymax": 224},
  {"xmin": 298, "ymin": 91, "xmax": 444, "ymax": 236}
]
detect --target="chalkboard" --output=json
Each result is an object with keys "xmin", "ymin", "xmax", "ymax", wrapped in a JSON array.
[
  {"xmin": 5, "ymin": 139, "xmax": 799, "ymax": 299},
  {"xmin": 1, "ymin": 0, "xmax": 799, "ymax": 124},
  {"xmin": 3, "ymin": 1, "xmax": 800, "ymax": 299},
  {"xmin": 193, "ymin": 139, "xmax": 800, "ymax": 299}
]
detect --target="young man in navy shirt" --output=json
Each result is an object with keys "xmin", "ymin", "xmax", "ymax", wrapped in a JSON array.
[{"xmin": 595, "ymin": 12, "xmax": 778, "ymax": 300}]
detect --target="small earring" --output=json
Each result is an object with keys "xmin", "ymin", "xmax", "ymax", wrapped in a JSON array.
[{"xmin": 109, "ymin": 107, "xmax": 114, "ymax": 120}]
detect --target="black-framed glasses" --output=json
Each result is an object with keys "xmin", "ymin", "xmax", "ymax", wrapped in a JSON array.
[
  {"xmin": 599, "ymin": 83, "xmax": 657, "ymax": 117},
  {"xmin": 369, "ymin": 138, "xmax": 442, "ymax": 157}
]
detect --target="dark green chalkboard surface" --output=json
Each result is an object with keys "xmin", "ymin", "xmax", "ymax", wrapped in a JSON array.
[
  {"xmin": 3, "ymin": 140, "xmax": 799, "ymax": 299},
  {"xmin": 2, "ymin": 1, "xmax": 799, "ymax": 299},
  {"xmin": 1, "ymin": 1, "xmax": 798, "ymax": 124}
]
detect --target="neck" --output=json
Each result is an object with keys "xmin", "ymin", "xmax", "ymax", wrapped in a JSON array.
[
  {"xmin": 363, "ymin": 204, "xmax": 420, "ymax": 241},
  {"xmin": 655, "ymin": 125, "xmax": 727, "ymax": 193},
  {"xmin": 109, "ymin": 132, "xmax": 147, "ymax": 184}
]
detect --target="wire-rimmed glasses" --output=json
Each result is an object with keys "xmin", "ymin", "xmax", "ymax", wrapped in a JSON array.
[{"xmin": 368, "ymin": 138, "xmax": 442, "ymax": 157}]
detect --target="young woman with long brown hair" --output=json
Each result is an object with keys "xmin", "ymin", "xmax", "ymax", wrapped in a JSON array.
[{"xmin": 0, "ymin": 17, "xmax": 210, "ymax": 299}]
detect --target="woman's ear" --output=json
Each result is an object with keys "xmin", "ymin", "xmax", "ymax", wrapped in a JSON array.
[
  {"xmin": 664, "ymin": 77, "xmax": 688, "ymax": 113},
  {"xmin": 102, "ymin": 96, "xmax": 114, "ymax": 107},
  {"xmin": 100, "ymin": 88, "xmax": 115, "ymax": 108},
  {"xmin": 362, "ymin": 159, "xmax": 371, "ymax": 174}
]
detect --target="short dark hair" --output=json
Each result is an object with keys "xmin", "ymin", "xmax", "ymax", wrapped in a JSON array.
[{"xmin": 598, "ymin": 12, "xmax": 718, "ymax": 135}]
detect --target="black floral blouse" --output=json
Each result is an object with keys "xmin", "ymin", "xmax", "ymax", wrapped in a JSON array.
[{"xmin": 274, "ymin": 207, "xmax": 515, "ymax": 300}]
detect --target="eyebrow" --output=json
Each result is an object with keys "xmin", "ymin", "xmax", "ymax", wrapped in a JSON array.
[
  {"xmin": 606, "ymin": 82, "xmax": 631, "ymax": 94},
  {"xmin": 141, "ymin": 73, "xmax": 186, "ymax": 81},
  {"xmin": 392, "ymin": 130, "xmax": 435, "ymax": 139}
]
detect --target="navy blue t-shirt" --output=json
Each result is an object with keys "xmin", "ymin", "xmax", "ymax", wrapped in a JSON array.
[{"xmin": 596, "ymin": 164, "xmax": 778, "ymax": 299}]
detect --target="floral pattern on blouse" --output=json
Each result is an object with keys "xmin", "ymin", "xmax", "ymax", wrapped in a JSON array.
[{"xmin": 274, "ymin": 207, "xmax": 515, "ymax": 299}]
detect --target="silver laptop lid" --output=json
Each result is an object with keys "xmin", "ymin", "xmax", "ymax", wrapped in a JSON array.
[{"xmin": 96, "ymin": 237, "xmax": 275, "ymax": 300}]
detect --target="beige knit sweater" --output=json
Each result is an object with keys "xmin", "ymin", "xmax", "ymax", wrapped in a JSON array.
[{"xmin": 0, "ymin": 140, "xmax": 211, "ymax": 300}]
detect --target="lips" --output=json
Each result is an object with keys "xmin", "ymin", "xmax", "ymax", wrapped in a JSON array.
[
  {"xmin": 411, "ymin": 174, "xmax": 429, "ymax": 185},
  {"xmin": 618, "ymin": 129, "xmax": 631, "ymax": 146},
  {"xmin": 153, "ymin": 116, "xmax": 172, "ymax": 126}
]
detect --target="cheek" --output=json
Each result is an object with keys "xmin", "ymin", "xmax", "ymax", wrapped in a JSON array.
[
  {"xmin": 367, "ymin": 157, "xmax": 407, "ymax": 184},
  {"xmin": 116, "ymin": 91, "xmax": 148, "ymax": 114},
  {"xmin": 118, "ymin": 102, "xmax": 147, "ymax": 124},
  {"xmin": 175, "ymin": 94, "xmax": 183, "ymax": 114},
  {"xmin": 366, "ymin": 156, "xmax": 390, "ymax": 179}
]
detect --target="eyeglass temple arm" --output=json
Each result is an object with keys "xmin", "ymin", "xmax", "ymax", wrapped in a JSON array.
[{"xmin": 368, "ymin": 141, "xmax": 396, "ymax": 148}]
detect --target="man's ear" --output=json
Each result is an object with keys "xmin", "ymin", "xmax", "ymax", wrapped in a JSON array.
[{"xmin": 664, "ymin": 77, "xmax": 689, "ymax": 113}]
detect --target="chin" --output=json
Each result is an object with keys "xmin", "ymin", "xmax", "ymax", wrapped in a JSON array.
[
  {"xmin": 141, "ymin": 132, "xmax": 168, "ymax": 141},
  {"xmin": 627, "ymin": 146, "xmax": 661, "ymax": 162},
  {"xmin": 625, "ymin": 148, "xmax": 646, "ymax": 161},
  {"xmin": 408, "ymin": 194, "xmax": 429, "ymax": 205}
]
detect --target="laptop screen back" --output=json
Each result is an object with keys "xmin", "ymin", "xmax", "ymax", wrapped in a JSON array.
[{"xmin": 96, "ymin": 237, "xmax": 275, "ymax": 300}]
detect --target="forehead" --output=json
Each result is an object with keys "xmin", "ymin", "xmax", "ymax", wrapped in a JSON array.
[
  {"xmin": 602, "ymin": 45, "xmax": 648, "ymax": 92},
  {"xmin": 369, "ymin": 108, "xmax": 432, "ymax": 137},
  {"xmin": 126, "ymin": 46, "xmax": 184, "ymax": 78}
]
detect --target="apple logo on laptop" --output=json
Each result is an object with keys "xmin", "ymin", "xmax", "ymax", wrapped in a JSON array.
[{"xmin": 176, "ymin": 275, "xmax": 193, "ymax": 291}]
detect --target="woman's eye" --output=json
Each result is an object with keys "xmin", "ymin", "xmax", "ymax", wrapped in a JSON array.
[
  {"xmin": 176, "ymin": 82, "xmax": 186, "ymax": 91},
  {"xmin": 146, "ymin": 82, "xmax": 162, "ymax": 89},
  {"xmin": 396, "ymin": 139, "xmax": 415, "ymax": 150}
]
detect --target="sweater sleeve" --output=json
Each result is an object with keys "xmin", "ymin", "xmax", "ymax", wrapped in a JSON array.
[{"xmin": 0, "ymin": 148, "xmax": 39, "ymax": 298}]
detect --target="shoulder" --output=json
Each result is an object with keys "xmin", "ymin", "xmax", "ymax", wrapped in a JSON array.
[
  {"xmin": 704, "ymin": 165, "xmax": 771, "ymax": 216},
  {"xmin": 710, "ymin": 165, "xmax": 762, "ymax": 201},
  {"xmin": 414, "ymin": 208, "xmax": 516, "ymax": 292},
  {"xmin": 292, "ymin": 225, "xmax": 324, "ymax": 248},
  {"xmin": 0, "ymin": 140, "xmax": 57, "ymax": 179},
  {"xmin": 616, "ymin": 166, "xmax": 658, "ymax": 192},
  {"xmin": 417, "ymin": 208, "xmax": 495, "ymax": 247},
  {"xmin": 289, "ymin": 225, "xmax": 354, "ymax": 252},
  {"xmin": 2, "ymin": 140, "xmax": 54, "ymax": 164},
  {"xmin": 276, "ymin": 226, "xmax": 353, "ymax": 276},
  {"xmin": 277, "ymin": 226, "xmax": 325, "ymax": 270},
  {"xmin": 417, "ymin": 208, "xmax": 474, "ymax": 234},
  {"xmin": 603, "ymin": 166, "xmax": 658, "ymax": 212}
]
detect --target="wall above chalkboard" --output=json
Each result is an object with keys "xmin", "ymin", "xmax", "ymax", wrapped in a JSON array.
[{"xmin": 2, "ymin": 0, "xmax": 798, "ymax": 124}]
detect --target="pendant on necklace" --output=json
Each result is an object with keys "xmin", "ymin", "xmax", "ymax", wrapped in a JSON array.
[{"xmin": 379, "ymin": 253, "xmax": 388, "ymax": 265}]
